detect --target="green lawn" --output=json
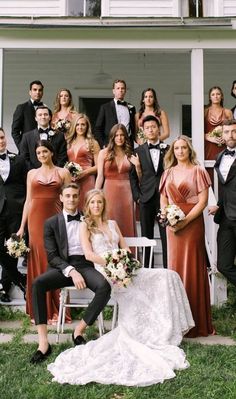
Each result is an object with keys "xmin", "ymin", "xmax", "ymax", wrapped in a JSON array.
[{"xmin": 1, "ymin": 284, "xmax": 236, "ymax": 399}]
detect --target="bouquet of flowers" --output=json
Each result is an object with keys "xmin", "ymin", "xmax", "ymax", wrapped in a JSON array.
[
  {"xmin": 54, "ymin": 119, "xmax": 71, "ymax": 134},
  {"xmin": 158, "ymin": 204, "xmax": 185, "ymax": 227},
  {"xmin": 64, "ymin": 161, "xmax": 83, "ymax": 178},
  {"xmin": 136, "ymin": 127, "xmax": 146, "ymax": 143},
  {"xmin": 208, "ymin": 126, "xmax": 223, "ymax": 146},
  {"xmin": 102, "ymin": 249, "xmax": 141, "ymax": 288},
  {"xmin": 6, "ymin": 234, "xmax": 30, "ymax": 258}
]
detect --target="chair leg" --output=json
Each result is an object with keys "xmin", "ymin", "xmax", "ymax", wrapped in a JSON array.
[
  {"xmin": 98, "ymin": 312, "xmax": 104, "ymax": 336},
  {"xmin": 111, "ymin": 302, "xmax": 118, "ymax": 330},
  {"xmin": 56, "ymin": 290, "xmax": 65, "ymax": 343}
]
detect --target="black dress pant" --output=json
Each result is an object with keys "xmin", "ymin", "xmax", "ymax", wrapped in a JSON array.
[
  {"xmin": 139, "ymin": 195, "xmax": 167, "ymax": 268},
  {"xmin": 0, "ymin": 205, "xmax": 25, "ymax": 293},
  {"xmin": 217, "ymin": 216, "xmax": 236, "ymax": 286},
  {"xmin": 32, "ymin": 256, "xmax": 111, "ymax": 325}
]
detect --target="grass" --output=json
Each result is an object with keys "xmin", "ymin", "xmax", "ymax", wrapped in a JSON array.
[{"xmin": 1, "ymin": 284, "xmax": 236, "ymax": 399}]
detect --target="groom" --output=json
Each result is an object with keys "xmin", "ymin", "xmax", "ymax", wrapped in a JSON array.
[{"xmin": 30, "ymin": 183, "xmax": 111, "ymax": 364}]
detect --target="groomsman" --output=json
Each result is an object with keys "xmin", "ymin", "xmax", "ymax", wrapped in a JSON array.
[
  {"xmin": 129, "ymin": 115, "xmax": 168, "ymax": 268},
  {"xmin": 20, "ymin": 105, "xmax": 67, "ymax": 170},
  {"xmin": 30, "ymin": 183, "xmax": 111, "ymax": 364},
  {"xmin": 209, "ymin": 119, "xmax": 236, "ymax": 285},
  {"xmin": 95, "ymin": 79, "xmax": 136, "ymax": 148},
  {"xmin": 0, "ymin": 128, "xmax": 27, "ymax": 302},
  {"xmin": 11, "ymin": 80, "xmax": 45, "ymax": 149}
]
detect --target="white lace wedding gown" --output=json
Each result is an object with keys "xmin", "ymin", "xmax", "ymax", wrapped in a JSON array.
[{"xmin": 48, "ymin": 220, "xmax": 195, "ymax": 386}]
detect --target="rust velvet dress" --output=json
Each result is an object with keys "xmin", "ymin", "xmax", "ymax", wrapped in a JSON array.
[
  {"xmin": 160, "ymin": 165, "xmax": 213, "ymax": 337},
  {"xmin": 26, "ymin": 168, "xmax": 62, "ymax": 321},
  {"xmin": 103, "ymin": 155, "xmax": 136, "ymax": 237},
  {"xmin": 204, "ymin": 107, "xmax": 227, "ymax": 161},
  {"xmin": 67, "ymin": 144, "xmax": 96, "ymax": 210}
]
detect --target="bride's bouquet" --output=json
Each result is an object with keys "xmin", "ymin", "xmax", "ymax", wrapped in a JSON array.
[
  {"xmin": 102, "ymin": 249, "xmax": 141, "ymax": 288},
  {"xmin": 54, "ymin": 119, "xmax": 71, "ymax": 134},
  {"xmin": 158, "ymin": 204, "xmax": 185, "ymax": 227},
  {"xmin": 64, "ymin": 161, "xmax": 83, "ymax": 178},
  {"xmin": 6, "ymin": 234, "xmax": 30, "ymax": 258}
]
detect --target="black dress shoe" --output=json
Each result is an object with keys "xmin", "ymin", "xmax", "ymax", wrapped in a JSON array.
[
  {"xmin": 30, "ymin": 344, "xmax": 52, "ymax": 364},
  {"xmin": 72, "ymin": 333, "xmax": 86, "ymax": 346},
  {"xmin": 0, "ymin": 293, "xmax": 11, "ymax": 303}
]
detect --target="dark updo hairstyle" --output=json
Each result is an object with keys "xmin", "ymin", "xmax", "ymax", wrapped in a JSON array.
[{"xmin": 35, "ymin": 139, "xmax": 56, "ymax": 164}]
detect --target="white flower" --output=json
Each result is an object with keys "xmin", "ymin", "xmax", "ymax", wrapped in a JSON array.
[
  {"xmin": 160, "ymin": 143, "xmax": 168, "ymax": 150},
  {"xmin": 8, "ymin": 153, "xmax": 16, "ymax": 159},
  {"xmin": 48, "ymin": 130, "xmax": 55, "ymax": 137}
]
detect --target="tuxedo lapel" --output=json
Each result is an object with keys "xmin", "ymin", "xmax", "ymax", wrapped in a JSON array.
[
  {"xmin": 143, "ymin": 142, "xmax": 156, "ymax": 173},
  {"xmin": 110, "ymin": 101, "xmax": 118, "ymax": 123},
  {"xmin": 226, "ymin": 159, "xmax": 236, "ymax": 183},
  {"xmin": 215, "ymin": 151, "xmax": 225, "ymax": 184},
  {"xmin": 57, "ymin": 213, "xmax": 68, "ymax": 259}
]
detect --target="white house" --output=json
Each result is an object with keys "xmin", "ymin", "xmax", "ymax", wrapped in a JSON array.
[{"xmin": 0, "ymin": 0, "xmax": 235, "ymax": 304}]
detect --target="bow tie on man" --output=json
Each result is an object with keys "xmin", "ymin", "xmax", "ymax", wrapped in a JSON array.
[
  {"xmin": 38, "ymin": 128, "xmax": 50, "ymax": 134},
  {"xmin": 33, "ymin": 101, "xmax": 43, "ymax": 107},
  {"xmin": 67, "ymin": 213, "xmax": 81, "ymax": 223},
  {"xmin": 117, "ymin": 100, "xmax": 127, "ymax": 106},
  {"xmin": 224, "ymin": 148, "xmax": 235, "ymax": 157},
  {"xmin": 148, "ymin": 143, "xmax": 160, "ymax": 150},
  {"xmin": 0, "ymin": 153, "xmax": 7, "ymax": 160}
]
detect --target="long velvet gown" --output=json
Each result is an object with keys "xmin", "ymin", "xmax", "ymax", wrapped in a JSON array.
[
  {"xmin": 67, "ymin": 144, "xmax": 96, "ymax": 210},
  {"xmin": 103, "ymin": 155, "xmax": 136, "ymax": 237},
  {"xmin": 204, "ymin": 107, "xmax": 227, "ymax": 161},
  {"xmin": 26, "ymin": 168, "xmax": 62, "ymax": 321},
  {"xmin": 160, "ymin": 165, "xmax": 214, "ymax": 337}
]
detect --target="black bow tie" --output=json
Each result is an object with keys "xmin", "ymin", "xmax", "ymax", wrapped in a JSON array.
[
  {"xmin": 0, "ymin": 153, "xmax": 6, "ymax": 160},
  {"xmin": 117, "ymin": 100, "xmax": 127, "ymax": 106},
  {"xmin": 33, "ymin": 101, "xmax": 43, "ymax": 107},
  {"xmin": 224, "ymin": 149, "xmax": 235, "ymax": 157},
  {"xmin": 67, "ymin": 213, "xmax": 81, "ymax": 223},
  {"xmin": 39, "ymin": 128, "xmax": 49, "ymax": 134},
  {"xmin": 148, "ymin": 143, "xmax": 160, "ymax": 150}
]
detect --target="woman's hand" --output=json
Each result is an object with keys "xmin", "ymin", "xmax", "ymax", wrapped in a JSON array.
[
  {"xmin": 169, "ymin": 219, "xmax": 188, "ymax": 233},
  {"xmin": 129, "ymin": 154, "xmax": 140, "ymax": 168},
  {"xmin": 16, "ymin": 226, "xmax": 25, "ymax": 239}
]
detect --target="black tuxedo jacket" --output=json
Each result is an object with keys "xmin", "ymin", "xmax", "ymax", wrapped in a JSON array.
[
  {"xmin": 0, "ymin": 152, "xmax": 27, "ymax": 214},
  {"xmin": 44, "ymin": 213, "xmax": 76, "ymax": 272},
  {"xmin": 95, "ymin": 100, "xmax": 136, "ymax": 148},
  {"xmin": 19, "ymin": 128, "xmax": 68, "ymax": 170},
  {"xmin": 129, "ymin": 142, "xmax": 168, "ymax": 205},
  {"xmin": 231, "ymin": 105, "xmax": 236, "ymax": 116},
  {"xmin": 11, "ymin": 100, "xmax": 38, "ymax": 149},
  {"xmin": 214, "ymin": 150, "xmax": 236, "ymax": 223}
]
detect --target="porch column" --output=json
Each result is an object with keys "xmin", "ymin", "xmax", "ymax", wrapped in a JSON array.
[
  {"xmin": 0, "ymin": 48, "xmax": 3, "ymax": 126},
  {"xmin": 191, "ymin": 48, "xmax": 204, "ymax": 162}
]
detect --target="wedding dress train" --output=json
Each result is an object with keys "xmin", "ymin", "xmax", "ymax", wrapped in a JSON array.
[{"xmin": 48, "ymin": 220, "xmax": 194, "ymax": 386}]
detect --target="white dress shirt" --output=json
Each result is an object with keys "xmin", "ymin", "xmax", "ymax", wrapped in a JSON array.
[
  {"xmin": 0, "ymin": 152, "xmax": 10, "ymax": 182},
  {"xmin": 147, "ymin": 141, "xmax": 160, "ymax": 172},
  {"xmin": 114, "ymin": 99, "xmax": 130, "ymax": 132},
  {"xmin": 219, "ymin": 147, "xmax": 236, "ymax": 181},
  {"xmin": 62, "ymin": 210, "xmax": 84, "ymax": 277}
]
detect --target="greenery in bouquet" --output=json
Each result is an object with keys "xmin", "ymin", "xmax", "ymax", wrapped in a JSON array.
[
  {"xmin": 54, "ymin": 118, "xmax": 71, "ymax": 134},
  {"xmin": 208, "ymin": 126, "xmax": 223, "ymax": 146},
  {"xmin": 136, "ymin": 127, "xmax": 146, "ymax": 143},
  {"xmin": 6, "ymin": 233, "xmax": 30, "ymax": 258},
  {"xmin": 103, "ymin": 249, "xmax": 141, "ymax": 288},
  {"xmin": 64, "ymin": 161, "xmax": 83, "ymax": 178},
  {"xmin": 158, "ymin": 204, "xmax": 185, "ymax": 227}
]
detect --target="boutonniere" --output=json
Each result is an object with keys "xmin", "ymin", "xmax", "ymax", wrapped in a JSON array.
[
  {"xmin": 8, "ymin": 153, "xmax": 16, "ymax": 159},
  {"xmin": 128, "ymin": 103, "xmax": 135, "ymax": 110},
  {"xmin": 48, "ymin": 130, "xmax": 55, "ymax": 137},
  {"xmin": 160, "ymin": 143, "xmax": 168, "ymax": 150}
]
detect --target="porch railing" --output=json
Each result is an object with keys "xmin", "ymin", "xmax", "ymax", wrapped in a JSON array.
[{"xmin": 204, "ymin": 160, "xmax": 227, "ymax": 306}]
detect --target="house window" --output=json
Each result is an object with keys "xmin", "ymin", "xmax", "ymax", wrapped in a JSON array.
[
  {"xmin": 182, "ymin": 105, "xmax": 192, "ymax": 137},
  {"xmin": 188, "ymin": 0, "xmax": 203, "ymax": 17},
  {"xmin": 79, "ymin": 97, "xmax": 111, "ymax": 131},
  {"xmin": 68, "ymin": 0, "xmax": 101, "ymax": 17}
]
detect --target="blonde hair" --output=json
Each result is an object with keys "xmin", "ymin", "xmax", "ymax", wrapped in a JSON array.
[
  {"xmin": 83, "ymin": 189, "xmax": 107, "ymax": 236},
  {"xmin": 66, "ymin": 113, "xmax": 97, "ymax": 153},
  {"xmin": 164, "ymin": 135, "xmax": 199, "ymax": 169}
]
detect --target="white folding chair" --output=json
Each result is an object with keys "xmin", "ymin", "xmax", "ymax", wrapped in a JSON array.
[
  {"xmin": 105, "ymin": 236, "xmax": 157, "ymax": 330},
  {"xmin": 56, "ymin": 287, "xmax": 104, "ymax": 343}
]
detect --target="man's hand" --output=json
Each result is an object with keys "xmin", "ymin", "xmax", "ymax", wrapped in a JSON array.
[
  {"xmin": 208, "ymin": 205, "xmax": 219, "ymax": 216},
  {"xmin": 69, "ymin": 269, "xmax": 86, "ymax": 290}
]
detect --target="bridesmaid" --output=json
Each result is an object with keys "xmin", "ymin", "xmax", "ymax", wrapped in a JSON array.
[
  {"xmin": 95, "ymin": 123, "xmax": 136, "ymax": 237},
  {"xmin": 17, "ymin": 140, "xmax": 71, "ymax": 324},
  {"xmin": 135, "ymin": 88, "xmax": 170, "ymax": 144},
  {"xmin": 230, "ymin": 80, "xmax": 236, "ymax": 118},
  {"xmin": 66, "ymin": 113, "xmax": 100, "ymax": 210},
  {"xmin": 51, "ymin": 88, "xmax": 78, "ymax": 135},
  {"xmin": 160, "ymin": 135, "xmax": 214, "ymax": 337}
]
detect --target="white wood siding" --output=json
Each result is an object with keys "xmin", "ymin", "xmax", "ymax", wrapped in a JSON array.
[
  {"xmin": 223, "ymin": 0, "xmax": 236, "ymax": 16},
  {"xmin": 0, "ymin": 0, "xmax": 66, "ymax": 17},
  {"xmin": 102, "ymin": 0, "xmax": 180, "ymax": 17}
]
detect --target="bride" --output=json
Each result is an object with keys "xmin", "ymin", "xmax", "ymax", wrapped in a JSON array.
[{"xmin": 48, "ymin": 189, "xmax": 194, "ymax": 386}]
